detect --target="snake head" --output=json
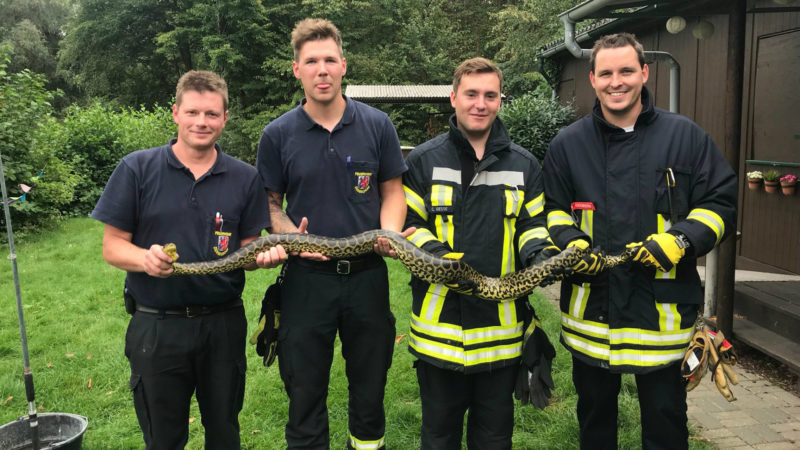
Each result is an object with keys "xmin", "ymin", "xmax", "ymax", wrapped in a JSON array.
[
  {"xmin": 162, "ymin": 243, "xmax": 179, "ymax": 262},
  {"xmin": 446, "ymin": 279, "xmax": 476, "ymax": 295}
]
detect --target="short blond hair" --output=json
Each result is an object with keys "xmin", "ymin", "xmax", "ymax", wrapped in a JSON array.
[
  {"xmin": 291, "ymin": 18, "xmax": 343, "ymax": 61},
  {"xmin": 175, "ymin": 70, "xmax": 228, "ymax": 110},
  {"xmin": 452, "ymin": 57, "xmax": 503, "ymax": 93}
]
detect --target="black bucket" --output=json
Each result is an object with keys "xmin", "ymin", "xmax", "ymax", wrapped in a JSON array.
[{"xmin": 0, "ymin": 413, "xmax": 88, "ymax": 450}]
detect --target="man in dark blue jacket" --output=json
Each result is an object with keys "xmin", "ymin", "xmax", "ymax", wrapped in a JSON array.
[{"xmin": 544, "ymin": 33, "xmax": 737, "ymax": 449}]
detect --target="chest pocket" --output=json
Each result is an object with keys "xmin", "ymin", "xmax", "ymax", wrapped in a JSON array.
[
  {"xmin": 654, "ymin": 167, "xmax": 691, "ymax": 227},
  {"xmin": 427, "ymin": 184, "xmax": 455, "ymax": 249},
  {"xmin": 349, "ymin": 160, "xmax": 378, "ymax": 204}
]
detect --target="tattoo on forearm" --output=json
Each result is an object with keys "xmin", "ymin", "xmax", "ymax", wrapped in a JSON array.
[{"xmin": 267, "ymin": 191, "xmax": 297, "ymax": 234}]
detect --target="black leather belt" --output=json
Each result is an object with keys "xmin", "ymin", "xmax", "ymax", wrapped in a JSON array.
[
  {"xmin": 290, "ymin": 254, "xmax": 382, "ymax": 275},
  {"xmin": 135, "ymin": 298, "xmax": 243, "ymax": 318}
]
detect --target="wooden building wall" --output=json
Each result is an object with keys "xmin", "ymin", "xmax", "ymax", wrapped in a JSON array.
[{"xmin": 550, "ymin": 3, "xmax": 800, "ymax": 274}]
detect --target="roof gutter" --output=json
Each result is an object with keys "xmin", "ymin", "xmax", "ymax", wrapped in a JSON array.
[{"xmin": 557, "ymin": 0, "xmax": 681, "ymax": 113}]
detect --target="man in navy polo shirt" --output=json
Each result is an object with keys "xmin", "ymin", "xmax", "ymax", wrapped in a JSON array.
[
  {"xmin": 255, "ymin": 18, "xmax": 410, "ymax": 450},
  {"xmin": 92, "ymin": 70, "xmax": 286, "ymax": 449}
]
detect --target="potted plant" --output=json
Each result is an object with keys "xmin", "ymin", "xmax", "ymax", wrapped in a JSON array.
[
  {"xmin": 763, "ymin": 169, "xmax": 781, "ymax": 193},
  {"xmin": 780, "ymin": 173, "xmax": 797, "ymax": 196},
  {"xmin": 746, "ymin": 170, "xmax": 763, "ymax": 191}
]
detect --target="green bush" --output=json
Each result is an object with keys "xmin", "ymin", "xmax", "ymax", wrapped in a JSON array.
[
  {"xmin": 49, "ymin": 101, "xmax": 175, "ymax": 214},
  {"xmin": 0, "ymin": 44, "xmax": 78, "ymax": 234},
  {"xmin": 499, "ymin": 92, "xmax": 575, "ymax": 161}
]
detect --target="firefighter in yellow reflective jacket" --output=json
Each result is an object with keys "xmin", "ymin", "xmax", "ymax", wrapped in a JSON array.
[
  {"xmin": 403, "ymin": 58, "xmax": 557, "ymax": 449},
  {"xmin": 543, "ymin": 33, "xmax": 737, "ymax": 450}
]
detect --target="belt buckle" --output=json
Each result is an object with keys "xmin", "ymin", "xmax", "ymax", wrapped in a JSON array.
[
  {"xmin": 185, "ymin": 306, "xmax": 199, "ymax": 318},
  {"xmin": 336, "ymin": 260, "xmax": 351, "ymax": 275}
]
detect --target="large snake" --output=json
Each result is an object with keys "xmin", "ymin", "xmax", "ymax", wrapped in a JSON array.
[{"xmin": 163, "ymin": 230, "xmax": 636, "ymax": 301}]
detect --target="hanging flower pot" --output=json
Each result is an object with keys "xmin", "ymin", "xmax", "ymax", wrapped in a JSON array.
[
  {"xmin": 780, "ymin": 174, "xmax": 797, "ymax": 196},
  {"xmin": 764, "ymin": 181, "xmax": 780, "ymax": 194},
  {"xmin": 746, "ymin": 171, "xmax": 763, "ymax": 191}
]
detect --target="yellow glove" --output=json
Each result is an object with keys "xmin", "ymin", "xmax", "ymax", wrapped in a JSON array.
[
  {"xmin": 627, "ymin": 233, "xmax": 686, "ymax": 272},
  {"xmin": 568, "ymin": 239, "xmax": 606, "ymax": 275}
]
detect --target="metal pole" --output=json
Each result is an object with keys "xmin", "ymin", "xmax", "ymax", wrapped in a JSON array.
[{"xmin": 0, "ymin": 152, "xmax": 40, "ymax": 450}]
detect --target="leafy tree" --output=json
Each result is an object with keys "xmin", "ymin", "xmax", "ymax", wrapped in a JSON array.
[
  {"xmin": 0, "ymin": 44, "xmax": 77, "ymax": 233},
  {"xmin": 50, "ymin": 102, "xmax": 175, "ymax": 214}
]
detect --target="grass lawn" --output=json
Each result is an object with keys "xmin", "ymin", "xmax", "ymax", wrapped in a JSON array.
[{"xmin": 0, "ymin": 217, "xmax": 714, "ymax": 449}]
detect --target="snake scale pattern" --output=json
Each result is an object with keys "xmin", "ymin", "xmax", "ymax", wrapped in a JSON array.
[{"xmin": 163, "ymin": 230, "xmax": 636, "ymax": 301}]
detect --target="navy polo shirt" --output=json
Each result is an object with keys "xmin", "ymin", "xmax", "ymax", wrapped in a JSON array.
[
  {"xmin": 91, "ymin": 140, "xmax": 269, "ymax": 308},
  {"xmin": 256, "ymin": 96, "xmax": 406, "ymax": 237}
]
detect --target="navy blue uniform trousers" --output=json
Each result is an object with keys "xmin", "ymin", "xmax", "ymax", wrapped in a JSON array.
[
  {"xmin": 572, "ymin": 357, "xmax": 688, "ymax": 450},
  {"xmin": 125, "ymin": 305, "xmax": 247, "ymax": 449},
  {"xmin": 278, "ymin": 255, "xmax": 395, "ymax": 449}
]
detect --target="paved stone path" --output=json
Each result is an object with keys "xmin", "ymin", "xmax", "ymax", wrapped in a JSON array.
[{"xmin": 687, "ymin": 366, "xmax": 800, "ymax": 449}]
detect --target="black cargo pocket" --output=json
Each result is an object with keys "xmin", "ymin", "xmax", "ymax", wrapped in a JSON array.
[
  {"xmin": 654, "ymin": 167, "xmax": 691, "ymax": 222},
  {"xmin": 349, "ymin": 160, "xmax": 379, "ymax": 203},
  {"xmin": 386, "ymin": 312, "xmax": 397, "ymax": 370},
  {"xmin": 230, "ymin": 359, "xmax": 247, "ymax": 418},
  {"xmin": 129, "ymin": 373, "xmax": 152, "ymax": 441},
  {"xmin": 276, "ymin": 326, "xmax": 293, "ymax": 392}
]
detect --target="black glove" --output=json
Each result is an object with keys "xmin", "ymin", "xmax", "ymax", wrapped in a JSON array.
[
  {"xmin": 515, "ymin": 318, "xmax": 556, "ymax": 409},
  {"xmin": 249, "ymin": 276, "xmax": 283, "ymax": 366},
  {"xmin": 528, "ymin": 246, "xmax": 563, "ymax": 287}
]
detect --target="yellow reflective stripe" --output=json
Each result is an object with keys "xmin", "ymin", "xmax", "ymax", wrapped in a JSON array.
[
  {"xmin": 434, "ymin": 215, "xmax": 454, "ymax": 249},
  {"xmin": 411, "ymin": 313, "xmax": 462, "ymax": 341},
  {"xmin": 497, "ymin": 300, "xmax": 519, "ymax": 327},
  {"xmin": 420, "ymin": 284, "xmax": 448, "ymax": 323},
  {"xmin": 525, "ymin": 193, "xmax": 544, "ymax": 217},
  {"xmin": 562, "ymin": 329, "xmax": 610, "ymax": 359},
  {"xmin": 349, "ymin": 434, "xmax": 385, "ymax": 450},
  {"xmin": 409, "ymin": 334, "xmax": 522, "ymax": 366},
  {"xmin": 560, "ymin": 312, "xmax": 609, "ymax": 340},
  {"xmin": 580, "ymin": 210, "xmax": 593, "ymax": 239},
  {"xmin": 431, "ymin": 184, "xmax": 453, "ymax": 206},
  {"xmin": 657, "ymin": 213, "xmax": 670, "ymax": 233},
  {"xmin": 568, "ymin": 283, "xmax": 591, "ymax": 319},
  {"xmin": 656, "ymin": 302, "xmax": 681, "ymax": 332},
  {"xmin": 519, "ymin": 227, "xmax": 549, "ymax": 250},
  {"xmin": 465, "ymin": 322, "xmax": 522, "ymax": 345},
  {"xmin": 412, "ymin": 313, "xmax": 522, "ymax": 345},
  {"xmin": 408, "ymin": 228, "xmax": 437, "ymax": 248},
  {"xmin": 547, "ymin": 210, "xmax": 576, "ymax": 228},
  {"xmin": 610, "ymin": 326, "xmax": 693, "ymax": 346},
  {"xmin": 403, "ymin": 185, "xmax": 427, "ymax": 220},
  {"xmin": 501, "ymin": 217, "xmax": 515, "ymax": 276},
  {"xmin": 609, "ymin": 348, "xmax": 686, "ymax": 367},
  {"xmin": 687, "ymin": 208, "xmax": 724, "ymax": 244}
]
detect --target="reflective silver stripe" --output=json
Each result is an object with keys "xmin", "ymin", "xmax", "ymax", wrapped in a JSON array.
[
  {"xmin": 472, "ymin": 171, "xmax": 524, "ymax": 187},
  {"xmin": 561, "ymin": 313, "xmax": 609, "ymax": 338},
  {"xmin": 411, "ymin": 314, "xmax": 462, "ymax": 341},
  {"xmin": 404, "ymin": 185, "xmax": 427, "ymax": 220},
  {"xmin": 464, "ymin": 322, "xmax": 522, "ymax": 344},
  {"xmin": 610, "ymin": 328, "xmax": 693, "ymax": 345},
  {"xmin": 687, "ymin": 208, "xmax": 724, "ymax": 243},
  {"xmin": 423, "ymin": 284, "xmax": 446, "ymax": 322},
  {"xmin": 547, "ymin": 210, "xmax": 576, "ymax": 227},
  {"xmin": 503, "ymin": 217, "xmax": 514, "ymax": 274},
  {"xmin": 609, "ymin": 349, "xmax": 686, "ymax": 364},
  {"xmin": 562, "ymin": 331, "xmax": 610, "ymax": 358},
  {"xmin": 432, "ymin": 167, "xmax": 461, "ymax": 184},
  {"xmin": 410, "ymin": 335, "xmax": 522, "ymax": 365},
  {"xmin": 464, "ymin": 343, "xmax": 521, "ymax": 363},
  {"xmin": 525, "ymin": 193, "xmax": 544, "ymax": 217}
]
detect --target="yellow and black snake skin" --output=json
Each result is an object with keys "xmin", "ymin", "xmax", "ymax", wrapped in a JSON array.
[{"xmin": 163, "ymin": 230, "xmax": 636, "ymax": 301}]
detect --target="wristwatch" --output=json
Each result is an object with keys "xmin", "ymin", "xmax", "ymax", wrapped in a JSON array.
[{"xmin": 673, "ymin": 233, "xmax": 691, "ymax": 249}]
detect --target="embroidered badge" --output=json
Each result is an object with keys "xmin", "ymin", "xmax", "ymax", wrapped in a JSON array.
[
  {"xmin": 213, "ymin": 212, "xmax": 231, "ymax": 256},
  {"xmin": 354, "ymin": 172, "xmax": 372, "ymax": 194}
]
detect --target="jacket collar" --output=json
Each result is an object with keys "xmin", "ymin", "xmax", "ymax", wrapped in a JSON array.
[{"xmin": 448, "ymin": 114, "xmax": 512, "ymax": 160}]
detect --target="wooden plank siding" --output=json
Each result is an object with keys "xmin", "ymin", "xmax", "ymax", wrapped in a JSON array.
[
  {"xmin": 739, "ymin": 5, "xmax": 800, "ymax": 274},
  {"xmin": 550, "ymin": 5, "xmax": 800, "ymax": 274}
]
